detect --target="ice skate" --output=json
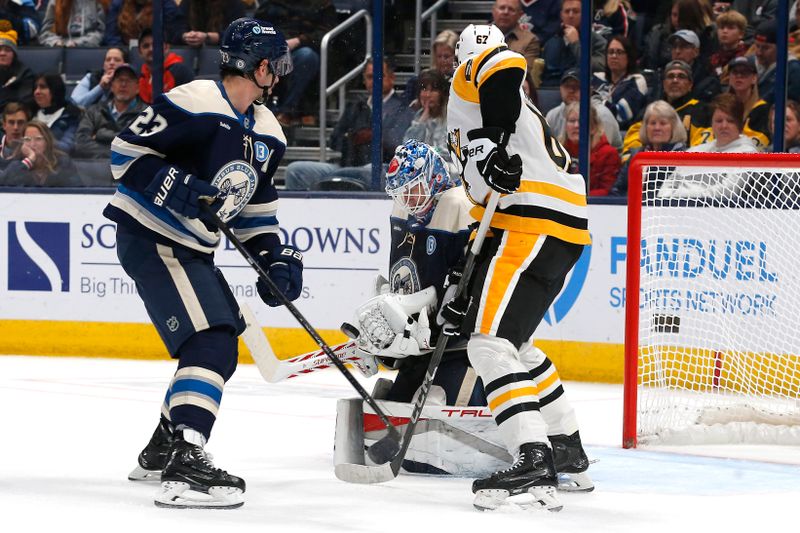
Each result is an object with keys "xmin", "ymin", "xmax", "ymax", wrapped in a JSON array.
[
  {"xmin": 472, "ymin": 442, "xmax": 562, "ymax": 512},
  {"xmin": 128, "ymin": 417, "xmax": 174, "ymax": 482},
  {"xmin": 550, "ymin": 431, "xmax": 594, "ymax": 492},
  {"xmin": 154, "ymin": 429, "xmax": 245, "ymax": 509}
]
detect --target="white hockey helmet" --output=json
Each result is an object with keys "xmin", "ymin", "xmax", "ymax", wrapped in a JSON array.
[{"xmin": 455, "ymin": 24, "xmax": 505, "ymax": 66}]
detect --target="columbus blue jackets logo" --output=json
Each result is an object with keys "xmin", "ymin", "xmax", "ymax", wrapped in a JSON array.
[
  {"xmin": 390, "ymin": 257, "xmax": 421, "ymax": 295},
  {"xmin": 211, "ymin": 160, "xmax": 258, "ymax": 222},
  {"xmin": 7, "ymin": 221, "xmax": 70, "ymax": 292},
  {"xmin": 542, "ymin": 244, "xmax": 591, "ymax": 325}
]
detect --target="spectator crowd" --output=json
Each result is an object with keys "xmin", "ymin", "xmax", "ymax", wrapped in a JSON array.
[{"xmin": 0, "ymin": 0, "xmax": 798, "ymax": 195}]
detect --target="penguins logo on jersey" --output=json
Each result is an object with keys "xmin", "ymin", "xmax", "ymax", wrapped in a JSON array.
[
  {"xmin": 211, "ymin": 160, "xmax": 259, "ymax": 222},
  {"xmin": 447, "ymin": 129, "xmax": 467, "ymax": 176}
]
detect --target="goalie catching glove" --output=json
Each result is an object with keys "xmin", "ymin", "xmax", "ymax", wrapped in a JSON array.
[
  {"xmin": 353, "ymin": 286, "xmax": 438, "ymax": 360},
  {"xmin": 255, "ymin": 245, "xmax": 304, "ymax": 307},
  {"xmin": 466, "ymin": 127, "xmax": 522, "ymax": 194}
]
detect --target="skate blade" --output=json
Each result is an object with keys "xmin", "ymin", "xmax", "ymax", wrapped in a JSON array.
[
  {"xmin": 154, "ymin": 481, "xmax": 244, "ymax": 509},
  {"xmin": 473, "ymin": 486, "xmax": 563, "ymax": 513},
  {"xmin": 128, "ymin": 464, "xmax": 161, "ymax": 482},
  {"xmin": 557, "ymin": 471, "xmax": 595, "ymax": 492}
]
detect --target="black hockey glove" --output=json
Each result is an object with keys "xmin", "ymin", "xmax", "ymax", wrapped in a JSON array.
[
  {"xmin": 466, "ymin": 127, "xmax": 522, "ymax": 194},
  {"xmin": 145, "ymin": 165, "xmax": 221, "ymax": 219},
  {"xmin": 436, "ymin": 265, "xmax": 467, "ymax": 336},
  {"xmin": 438, "ymin": 294, "xmax": 472, "ymax": 337},
  {"xmin": 256, "ymin": 245, "xmax": 304, "ymax": 307}
]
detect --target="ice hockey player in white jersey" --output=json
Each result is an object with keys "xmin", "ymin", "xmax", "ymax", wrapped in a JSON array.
[
  {"xmin": 443, "ymin": 24, "xmax": 593, "ymax": 511},
  {"xmin": 348, "ymin": 140, "xmax": 593, "ymax": 489},
  {"xmin": 105, "ymin": 18, "xmax": 302, "ymax": 509}
]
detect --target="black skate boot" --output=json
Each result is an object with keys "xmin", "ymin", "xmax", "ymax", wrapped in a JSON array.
[
  {"xmin": 154, "ymin": 429, "xmax": 245, "ymax": 509},
  {"xmin": 472, "ymin": 442, "xmax": 562, "ymax": 512},
  {"xmin": 128, "ymin": 417, "xmax": 174, "ymax": 482},
  {"xmin": 549, "ymin": 431, "xmax": 594, "ymax": 492}
]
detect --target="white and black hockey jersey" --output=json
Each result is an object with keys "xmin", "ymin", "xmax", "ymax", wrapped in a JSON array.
[
  {"xmin": 103, "ymin": 79, "xmax": 286, "ymax": 253},
  {"xmin": 447, "ymin": 45, "xmax": 591, "ymax": 246}
]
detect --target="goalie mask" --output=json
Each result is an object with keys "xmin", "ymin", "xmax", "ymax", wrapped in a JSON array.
[
  {"xmin": 455, "ymin": 24, "xmax": 505, "ymax": 67},
  {"xmin": 385, "ymin": 139, "xmax": 457, "ymax": 223}
]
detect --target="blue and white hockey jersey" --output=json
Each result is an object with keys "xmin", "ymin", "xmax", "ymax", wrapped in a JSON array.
[
  {"xmin": 103, "ymin": 79, "xmax": 286, "ymax": 253},
  {"xmin": 389, "ymin": 187, "xmax": 473, "ymax": 301}
]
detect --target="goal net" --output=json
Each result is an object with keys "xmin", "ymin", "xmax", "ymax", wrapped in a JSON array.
[{"xmin": 622, "ymin": 152, "xmax": 800, "ymax": 447}]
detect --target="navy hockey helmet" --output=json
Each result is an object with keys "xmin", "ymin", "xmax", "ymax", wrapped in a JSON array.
[
  {"xmin": 220, "ymin": 18, "xmax": 293, "ymax": 78},
  {"xmin": 385, "ymin": 139, "xmax": 458, "ymax": 222}
]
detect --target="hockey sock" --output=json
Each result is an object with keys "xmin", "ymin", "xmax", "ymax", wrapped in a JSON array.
[
  {"xmin": 527, "ymin": 357, "xmax": 579, "ymax": 436},
  {"xmin": 166, "ymin": 327, "xmax": 238, "ymax": 441}
]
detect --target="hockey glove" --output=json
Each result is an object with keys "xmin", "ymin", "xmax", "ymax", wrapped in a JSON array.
[
  {"xmin": 466, "ymin": 127, "xmax": 522, "ymax": 194},
  {"xmin": 145, "ymin": 165, "xmax": 221, "ymax": 219},
  {"xmin": 256, "ymin": 245, "xmax": 304, "ymax": 307},
  {"xmin": 437, "ymin": 294, "xmax": 471, "ymax": 337}
]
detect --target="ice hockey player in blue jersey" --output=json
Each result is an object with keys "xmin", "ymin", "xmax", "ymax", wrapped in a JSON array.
[
  {"xmin": 351, "ymin": 139, "xmax": 485, "ymax": 410},
  {"xmin": 347, "ymin": 141, "xmax": 593, "ymax": 489},
  {"xmin": 104, "ymin": 18, "xmax": 301, "ymax": 509}
]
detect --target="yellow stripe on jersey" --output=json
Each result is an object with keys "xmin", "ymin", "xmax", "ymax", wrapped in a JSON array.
[
  {"xmin": 452, "ymin": 68, "xmax": 479, "ymax": 103},
  {"xmin": 470, "ymin": 205, "xmax": 592, "ymax": 245},
  {"xmin": 516, "ymin": 181, "xmax": 588, "ymax": 207},
  {"xmin": 479, "ymin": 232, "xmax": 541, "ymax": 334},
  {"xmin": 535, "ymin": 369, "xmax": 559, "ymax": 394},
  {"xmin": 477, "ymin": 56, "xmax": 528, "ymax": 90}
]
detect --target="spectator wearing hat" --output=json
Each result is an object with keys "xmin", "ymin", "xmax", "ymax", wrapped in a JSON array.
[
  {"xmin": 0, "ymin": 0, "xmax": 40, "ymax": 45},
  {"xmin": 710, "ymin": 9, "xmax": 748, "ymax": 85},
  {"xmin": 492, "ymin": 0, "xmax": 541, "ymax": 76},
  {"xmin": 70, "ymin": 46, "xmax": 128, "ymax": 108},
  {"xmin": 622, "ymin": 60, "xmax": 713, "ymax": 154},
  {"xmin": 541, "ymin": 0, "xmax": 607, "ymax": 87},
  {"xmin": 74, "ymin": 63, "xmax": 146, "ymax": 159},
  {"xmin": 38, "ymin": 0, "xmax": 106, "ymax": 48},
  {"xmin": 546, "ymin": 68, "xmax": 622, "ymax": 149},
  {"xmin": 0, "ymin": 24, "xmax": 33, "ymax": 114},
  {"xmin": 752, "ymin": 19, "xmax": 800, "ymax": 104},
  {"xmin": 668, "ymin": 29, "xmax": 720, "ymax": 101},
  {"xmin": 32, "ymin": 74, "xmax": 83, "ymax": 154},
  {"xmin": 727, "ymin": 55, "xmax": 771, "ymax": 148},
  {"xmin": 137, "ymin": 28, "xmax": 194, "ymax": 104}
]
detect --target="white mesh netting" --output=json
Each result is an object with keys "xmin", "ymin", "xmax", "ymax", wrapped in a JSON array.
[{"xmin": 635, "ymin": 163, "xmax": 800, "ymax": 445}]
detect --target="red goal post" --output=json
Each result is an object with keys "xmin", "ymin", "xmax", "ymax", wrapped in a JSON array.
[{"xmin": 623, "ymin": 151, "xmax": 800, "ymax": 449}]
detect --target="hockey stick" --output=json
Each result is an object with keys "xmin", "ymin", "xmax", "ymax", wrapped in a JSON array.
[
  {"xmin": 239, "ymin": 304, "xmax": 361, "ymax": 382},
  {"xmin": 202, "ymin": 205, "xmax": 403, "ymax": 450},
  {"xmin": 337, "ymin": 191, "xmax": 500, "ymax": 483}
]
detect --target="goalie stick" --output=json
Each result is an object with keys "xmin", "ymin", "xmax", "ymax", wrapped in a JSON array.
[
  {"xmin": 336, "ymin": 191, "xmax": 500, "ymax": 484},
  {"xmin": 239, "ymin": 303, "xmax": 361, "ymax": 382},
  {"xmin": 202, "ymin": 205, "xmax": 403, "ymax": 452}
]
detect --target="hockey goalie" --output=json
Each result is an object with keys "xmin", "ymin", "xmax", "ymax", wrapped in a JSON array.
[{"xmin": 331, "ymin": 140, "xmax": 593, "ymax": 495}]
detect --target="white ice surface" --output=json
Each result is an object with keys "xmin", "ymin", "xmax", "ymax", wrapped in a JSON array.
[{"xmin": 1, "ymin": 355, "xmax": 798, "ymax": 532}]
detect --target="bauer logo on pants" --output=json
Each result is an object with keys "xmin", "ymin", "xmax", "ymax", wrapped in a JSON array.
[{"xmin": 7, "ymin": 221, "xmax": 70, "ymax": 292}]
